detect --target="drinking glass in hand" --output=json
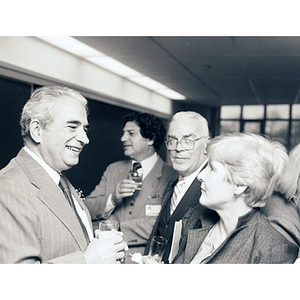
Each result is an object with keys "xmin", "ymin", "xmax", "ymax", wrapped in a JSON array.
[
  {"xmin": 148, "ymin": 235, "xmax": 168, "ymax": 263},
  {"xmin": 98, "ymin": 220, "xmax": 119, "ymax": 240},
  {"xmin": 128, "ymin": 170, "xmax": 143, "ymax": 190}
]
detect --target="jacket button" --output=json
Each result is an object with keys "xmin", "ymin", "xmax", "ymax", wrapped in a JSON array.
[{"xmin": 129, "ymin": 211, "xmax": 132, "ymax": 215}]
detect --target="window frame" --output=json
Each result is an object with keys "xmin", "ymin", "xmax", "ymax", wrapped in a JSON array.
[{"xmin": 220, "ymin": 104, "xmax": 299, "ymax": 150}]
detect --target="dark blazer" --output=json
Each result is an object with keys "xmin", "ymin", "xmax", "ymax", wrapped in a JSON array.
[
  {"xmin": 173, "ymin": 206, "xmax": 299, "ymax": 264},
  {"xmin": 261, "ymin": 192, "xmax": 300, "ymax": 247},
  {"xmin": 0, "ymin": 149, "xmax": 92, "ymax": 263},
  {"xmin": 85, "ymin": 156, "xmax": 177, "ymax": 262},
  {"xmin": 144, "ymin": 177, "xmax": 213, "ymax": 263}
]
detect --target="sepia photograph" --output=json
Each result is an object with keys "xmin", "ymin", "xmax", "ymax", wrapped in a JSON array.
[{"xmin": 0, "ymin": 2, "xmax": 299, "ymax": 299}]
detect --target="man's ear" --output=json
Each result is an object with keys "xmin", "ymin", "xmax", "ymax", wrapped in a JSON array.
[
  {"xmin": 29, "ymin": 119, "xmax": 42, "ymax": 143},
  {"xmin": 147, "ymin": 139, "xmax": 154, "ymax": 146},
  {"xmin": 204, "ymin": 137, "xmax": 210, "ymax": 155}
]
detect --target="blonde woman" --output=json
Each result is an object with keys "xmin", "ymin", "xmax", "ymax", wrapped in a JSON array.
[{"xmin": 173, "ymin": 133, "xmax": 299, "ymax": 264}]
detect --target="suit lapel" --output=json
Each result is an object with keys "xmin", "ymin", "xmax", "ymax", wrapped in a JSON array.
[
  {"xmin": 144, "ymin": 176, "xmax": 178, "ymax": 254},
  {"xmin": 183, "ymin": 227, "xmax": 212, "ymax": 263},
  {"xmin": 67, "ymin": 178, "xmax": 93, "ymax": 230},
  {"xmin": 116, "ymin": 161, "xmax": 132, "ymax": 182},
  {"xmin": 17, "ymin": 149, "xmax": 89, "ymax": 250},
  {"xmin": 164, "ymin": 177, "xmax": 202, "ymax": 241},
  {"xmin": 112, "ymin": 161, "xmax": 133, "ymax": 221}
]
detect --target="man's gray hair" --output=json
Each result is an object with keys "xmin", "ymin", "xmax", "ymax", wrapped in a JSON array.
[
  {"xmin": 20, "ymin": 86, "xmax": 88, "ymax": 138},
  {"xmin": 170, "ymin": 111, "xmax": 209, "ymax": 137}
]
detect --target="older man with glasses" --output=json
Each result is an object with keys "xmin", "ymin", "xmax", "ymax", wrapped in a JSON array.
[{"xmin": 144, "ymin": 111, "xmax": 214, "ymax": 263}]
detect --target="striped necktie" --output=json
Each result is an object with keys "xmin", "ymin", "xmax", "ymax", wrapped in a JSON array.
[
  {"xmin": 59, "ymin": 175, "xmax": 90, "ymax": 244},
  {"xmin": 132, "ymin": 162, "xmax": 142, "ymax": 172},
  {"xmin": 170, "ymin": 178, "xmax": 186, "ymax": 215}
]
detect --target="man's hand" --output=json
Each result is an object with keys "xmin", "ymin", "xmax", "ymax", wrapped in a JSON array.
[
  {"xmin": 111, "ymin": 179, "xmax": 138, "ymax": 206},
  {"xmin": 84, "ymin": 231, "xmax": 128, "ymax": 264}
]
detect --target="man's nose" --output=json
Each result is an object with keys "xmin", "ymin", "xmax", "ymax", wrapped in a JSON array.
[
  {"xmin": 77, "ymin": 129, "xmax": 89, "ymax": 145},
  {"xmin": 121, "ymin": 132, "xmax": 127, "ymax": 142},
  {"xmin": 175, "ymin": 140, "xmax": 184, "ymax": 152}
]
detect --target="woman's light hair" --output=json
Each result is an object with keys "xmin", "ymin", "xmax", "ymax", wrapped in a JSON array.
[
  {"xmin": 276, "ymin": 143, "xmax": 300, "ymax": 202},
  {"xmin": 20, "ymin": 86, "xmax": 88, "ymax": 138},
  {"xmin": 207, "ymin": 132, "xmax": 288, "ymax": 208}
]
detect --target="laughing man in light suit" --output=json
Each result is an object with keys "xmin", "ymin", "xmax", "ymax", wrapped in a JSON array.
[
  {"xmin": 85, "ymin": 112, "xmax": 177, "ymax": 263},
  {"xmin": 0, "ymin": 86, "xmax": 127, "ymax": 263}
]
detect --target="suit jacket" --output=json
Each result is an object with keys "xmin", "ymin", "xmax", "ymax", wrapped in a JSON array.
[
  {"xmin": 261, "ymin": 192, "xmax": 300, "ymax": 247},
  {"xmin": 0, "ymin": 148, "xmax": 92, "ymax": 264},
  {"xmin": 173, "ymin": 206, "xmax": 299, "ymax": 264},
  {"xmin": 144, "ymin": 176, "xmax": 214, "ymax": 263},
  {"xmin": 85, "ymin": 156, "xmax": 177, "ymax": 262}
]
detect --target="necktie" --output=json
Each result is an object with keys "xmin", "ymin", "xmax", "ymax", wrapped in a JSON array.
[
  {"xmin": 59, "ymin": 175, "xmax": 90, "ymax": 244},
  {"xmin": 170, "ymin": 178, "xmax": 186, "ymax": 215},
  {"xmin": 129, "ymin": 162, "xmax": 143, "ymax": 206},
  {"xmin": 132, "ymin": 162, "xmax": 142, "ymax": 173}
]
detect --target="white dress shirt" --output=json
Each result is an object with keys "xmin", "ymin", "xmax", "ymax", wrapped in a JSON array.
[
  {"xmin": 170, "ymin": 158, "xmax": 208, "ymax": 213},
  {"xmin": 24, "ymin": 146, "xmax": 93, "ymax": 241}
]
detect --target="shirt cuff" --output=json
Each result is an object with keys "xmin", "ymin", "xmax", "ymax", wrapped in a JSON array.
[{"xmin": 104, "ymin": 194, "xmax": 116, "ymax": 214}]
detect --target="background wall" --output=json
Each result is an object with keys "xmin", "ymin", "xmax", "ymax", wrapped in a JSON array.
[{"xmin": 0, "ymin": 77, "xmax": 31, "ymax": 168}]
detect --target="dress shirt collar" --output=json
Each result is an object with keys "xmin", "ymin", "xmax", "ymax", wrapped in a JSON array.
[
  {"xmin": 133, "ymin": 152, "xmax": 158, "ymax": 179},
  {"xmin": 24, "ymin": 146, "xmax": 60, "ymax": 185}
]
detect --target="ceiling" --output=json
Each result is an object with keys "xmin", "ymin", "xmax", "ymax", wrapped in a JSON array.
[{"xmin": 74, "ymin": 36, "xmax": 300, "ymax": 107}]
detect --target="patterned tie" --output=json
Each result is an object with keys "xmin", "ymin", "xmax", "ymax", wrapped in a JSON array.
[
  {"xmin": 59, "ymin": 175, "xmax": 90, "ymax": 244},
  {"xmin": 128, "ymin": 162, "xmax": 143, "ymax": 206},
  {"xmin": 132, "ymin": 162, "xmax": 142, "ymax": 173},
  {"xmin": 170, "ymin": 178, "xmax": 186, "ymax": 215}
]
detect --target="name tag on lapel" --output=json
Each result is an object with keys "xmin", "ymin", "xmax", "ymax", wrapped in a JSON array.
[{"xmin": 145, "ymin": 204, "xmax": 162, "ymax": 216}]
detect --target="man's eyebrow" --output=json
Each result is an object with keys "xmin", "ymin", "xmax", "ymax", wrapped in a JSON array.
[
  {"xmin": 66, "ymin": 120, "xmax": 81, "ymax": 125},
  {"xmin": 66, "ymin": 120, "xmax": 90, "ymax": 130},
  {"xmin": 167, "ymin": 134, "xmax": 194, "ymax": 138}
]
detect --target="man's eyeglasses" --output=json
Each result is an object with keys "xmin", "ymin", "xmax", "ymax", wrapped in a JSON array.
[{"xmin": 165, "ymin": 136, "xmax": 208, "ymax": 151}]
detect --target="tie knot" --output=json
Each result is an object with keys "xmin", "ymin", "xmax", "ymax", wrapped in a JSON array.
[
  {"xmin": 177, "ymin": 178, "xmax": 185, "ymax": 187},
  {"xmin": 175, "ymin": 178, "xmax": 186, "ymax": 193},
  {"xmin": 59, "ymin": 175, "xmax": 68, "ymax": 190},
  {"xmin": 132, "ymin": 162, "xmax": 142, "ymax": 172}
]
